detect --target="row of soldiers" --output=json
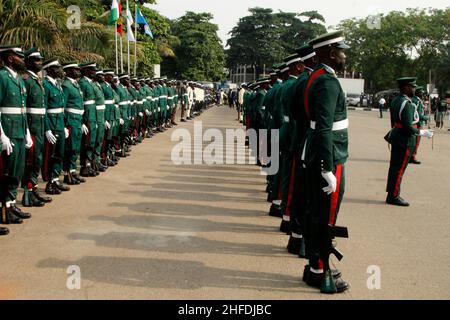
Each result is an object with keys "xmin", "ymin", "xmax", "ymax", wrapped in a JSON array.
[
  {"xmin": 0, "ymin": 44, "xmax": 211, "ymax": 237},
  {"xmin": 240, "ymin": 31, "xmax": 435, "ymax": 294},
  {"xmin": 241, "ymin": 31, "xmax": 351, "ymax": 294}
]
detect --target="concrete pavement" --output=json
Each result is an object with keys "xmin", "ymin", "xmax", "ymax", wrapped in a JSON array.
[{"xmin": 1, "ymin": 106, "xmax": 449, "ymax": 300}]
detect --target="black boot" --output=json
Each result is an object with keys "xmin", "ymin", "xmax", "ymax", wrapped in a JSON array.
[
  {"xmin": 22, "ymin": 189, "xmax": 45, "ymax": 207},
  {"xmin": 1, "ymin": 206, "xmax": 23, "ymax": 224},
  {"xmin": 10, "ymin": 205, "xmax": 32, "ymax": 220},
  {"xmin": 0, "ymin": 226, "xmax": 9, "ymax": 236},
  {"xmin": 386, "ymin": 194, "xmax": 410, "ymax": 207},
  {"xmin": 53, "ymin": 180, "xmax": 70, "ymax": 192},
  {"xmin": 279, "ymin": 218, "xmax": 290, "ymax": 234},
  {"xmin": 46, "ymin": 182, "xmax": 62, "ymax": 195},
  {"xmin": 72, "ymin": 172, "xmax": 86, "ymax": 183},
  {"xmin": 33, "ymin": 187, "xmax": 52, "ymax": 203},
  {"xmin": 64, "ymin": 171, "xmax": 81, "ymax": 185},
  {"xmin": 269, "ymin": 203, "xmax": 282, "ymax": 217}
]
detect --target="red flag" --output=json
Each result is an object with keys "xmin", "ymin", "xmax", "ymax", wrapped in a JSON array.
[{"xmin": 116, "ymin": 1, "xmax": 123, "ymax": 35}]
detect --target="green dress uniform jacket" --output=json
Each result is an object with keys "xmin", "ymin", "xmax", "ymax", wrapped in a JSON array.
[
  {"xmin": 0, "ymin": 67, "xmax": 28, "ymax": 203},
  {"xmin": 43, "ymin": 77, "xmax": 66, "ymax": 132},
  {"xmin": 101, "ymin": 82, "xmax": 116, "ymax": 123},
  {"xmin": 22, "ymin": 71, "xmax": 46, "ymax": 188},
  {"xmin": 387, "ymin": 94, "xmax": 420, "ymax": 148},
  {"xmin": 303, "ymin": 64, "xmax": 349, "ymax": 172},
  {"xmin": 62, "ymin": 77, "xmax": 84, "ymax": 172},
  {"xmin": 412, "ymin": 96, "xmax": 428, "ymax": 128},
  {"xmin": 78, "ymin": 77, "xmax": 97, "ymax": 123}
]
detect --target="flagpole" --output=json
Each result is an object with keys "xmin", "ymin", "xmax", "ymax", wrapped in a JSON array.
[
  {"xmin": 120, "ymin": 34, "xmax": 124, "ymax": 73},
  {"xmin": 115, "ymin": 21, "xmax": 119, "ymax": 74},
  {"xmin": 134, "ymin": 1, "xmax": 138, "ymax": 76},
  {"xmin": 128, "ymin": 38, "xmax": 130, "ymax": 74}
]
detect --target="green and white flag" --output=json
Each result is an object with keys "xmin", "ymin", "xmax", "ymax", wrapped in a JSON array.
[{"xmin": 108, "ymin": 0, "xmax": 119, "ymax": 25}]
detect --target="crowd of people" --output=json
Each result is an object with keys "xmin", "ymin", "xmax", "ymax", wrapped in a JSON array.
[{"xmin": 0, "ymin": 44, "xmax": 214, "ymax": 237}]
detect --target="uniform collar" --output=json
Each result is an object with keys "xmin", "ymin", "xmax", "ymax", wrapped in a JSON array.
[
  {"xmin": 305, "ymin": 67, "xmax": 313, "ymax": 72},
  {"xmin": 67, "ymin": 77, "xmax": 78, "ymax": 85},
  {"xmin": 83, "ymin": 76, "xmax": 93, "ymax": 83},
  {"xmin": 27, "ymin": 70, "xmax": 40, "ymax": 80},
  {"xmin": 5, "ymin": 66, "xmax": 18, "ymax": 79},
  {"xmin": 289, "ymin": 75, "xmax": 298, "ymax": 80},
  {"xmin": 46, "ymin": 75, "xmax": 58, "ymax": 87},
  {"xmin": 321, "ymin": 63, "xmax": 336, "ymax": 76}
]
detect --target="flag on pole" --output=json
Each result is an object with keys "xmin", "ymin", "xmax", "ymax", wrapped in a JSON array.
[
  {"xmin": 127, "ymin": 18, "xmax": 136, "ymax": 42},
  {"xmin": 108, "ymin": 0, "xmax": 119, "ymax": 25},
  {"xmin": 116, "ymin": 1, "xmax": 123, "ymax": 34},
  {"xmin": 136, "ymin": 5, "xmax": 154, "ymax": 39},
  {"xmin": 126, "ymin": 1, "xmax": 134, "ymax": 25}
]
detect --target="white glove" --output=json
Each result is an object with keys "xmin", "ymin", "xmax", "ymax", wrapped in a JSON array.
[
  {"xmin": 420, "ymin": 129, "xmax": 434, "ymax": 138},
  {"xmin": 25, "ymin": 129, "xmax": 33, "ymax": 149},
  {"xmin": 45, "ymin": 130, "xmax": 57, "ymax": 145},
  {"xmin": 158, "ymin": 107, "xmax": 161, "ymax": 112},
  {"xmin": 120, "ymin": 118, "xmax": 124, "ymax": 125},
  {"xmin": 145, "ymin": 109, "xmax": 150, "ymax": 116},
  {"xmin": 167, "ymin": 106, "xmax": 170, "ymax": 110},
  {"xmin": 139, "ymin": 112, "xmax": 144, "ymax": 117},
  {"xmin": 321, "ymin": 171, "xmax": 337, "ymax": 195},
  {"xmin": 81, "ymin": 124, "xmax": 89, "ymax": 135},
  {"xmin": 131, "ymin": 117, "xmax": 135, "ymax": 121},
  {"xmin": 1, "ymin": 131, "xmax": 15, "ymax": 155},
  {"xmin": 105, "ymin": 121, "xmax": 111, "ymax": 130},
  {"xmin": 64, "ymin": 127, "xmax": 70, "ymax": 139}
]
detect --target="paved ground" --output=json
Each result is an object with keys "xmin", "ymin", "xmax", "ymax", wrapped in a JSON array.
[{"xmin": 1, "ymin": 106, "xmax": 450, "ymax": 300}]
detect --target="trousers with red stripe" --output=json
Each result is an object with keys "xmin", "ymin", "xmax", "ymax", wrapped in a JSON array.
[
  {"xmin": 304, "ymin": 162, "xmax": 345, "ymax": 271},
  {"xmin": 22, "ymin": 129, "xmax": 44, "ymax": 189},
  {"xmin": 43, "ymin": 130, "xmax": 65, "ymax": 182},
  {"xmin": 386, "ymin": 145, "xmax": 413, "ymax": 197}
]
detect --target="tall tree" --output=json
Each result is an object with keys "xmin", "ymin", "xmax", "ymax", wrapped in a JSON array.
[
  {"xmin": 226, "ymin": 8, "xmax": 326, "ymax": 75},
  {"xmin": 162, "ymin": 11, "xmax": 225, "ymax": 81},
  {"xmin": 337, "ymin": 8, "xmax": 450, "ymax": 94}
]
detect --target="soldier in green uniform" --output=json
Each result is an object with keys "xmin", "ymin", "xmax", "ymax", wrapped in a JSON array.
[
  {"xmin": 410, "ymin": 86, "xmax": 429, "ymax": 165},
  {"xmin": 158, "ymin": 79, "xmax": 169, "ymax": 131},
  {"xmin": 285, "ymin": 45, "xmax": 316, "ymax": 255},
  {"xmin": 41, "ymin": 58, "xmax": 71, "ymax": 195},
  {"xmin": 301, "ymin": 32, "xmax": 351, "ymax": 293},
  {"xmin": 21, "ymin": 48, "xmax": 53, "ymax": 206},
  {"xmin": 115, "ymin": 74, "xmax": 132, "ymax": 157},
  {"xmin": 92, "ymin": 70, "xmax": 108, "ymax": 172},
  {"xmin": 385, "ymin": 77, "xmax": 434, "ymax": 206},
  {"xmin": 61, "ymin": 62, "xmax": 86, "ymax": 185},
  {"xmin": 78, "ymin": 62, "xmax": 98, "ymax": 177},
  {"xmin": 128, "ymin": 77, "xmax": 141, "ymax": 144},
  {"xmin": 274, "ymin": 53, "xmax": 305, "ymax": 233},
  {"xmin": 0, "ymin": 45, "xmax": 33, "ymax": 224},
  {"xmin": 101, "ymin": 69, "xmax": 120, "ymax": 166},
  {"xmin": 111, "ymin": 75, "xmax": 124, "ymax": 157},
  {"xmin": 139, "ymin": 78, "xmax": 152, "ymax": 138},
  {"xmin": 0, "ymin": 118, "xmax": 9, "ymax": 235}
]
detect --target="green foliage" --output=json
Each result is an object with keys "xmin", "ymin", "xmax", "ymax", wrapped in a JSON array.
[
  {"xmin": 162, "ymin": 11, "xmax": 226, "ymax": 81},
  {"xmin": 226, "ymin": 8, "xmax": 326, "ymax": 75},
  {"xmin": 337, "ymin": 8, "xmax": 450, "ymax": 94}
]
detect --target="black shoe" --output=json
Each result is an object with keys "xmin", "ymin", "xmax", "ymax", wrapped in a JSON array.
[
  {"xmin": 107, "ymin": 158, "xmax": 117, "ymax": 167},
  {"xmin": 10, "ymin": 205, "xmax": 31, "ymax": 220},
  {"xmin": 54, "ymin": 181, "xmax": 70, "ymax": 192},
  {"xmin": 386, "ymin": 195, "xmax": 410, "ymax": 207},
  {"xmin": 72, "ymin": 172, "xmax": 86, "ymax": 183},
  {"xmin": 181, "ymin": 119, "xmax": 187, "ymax": 122},
  {"xmin": 302, "ymin": 265, "xmax": 342, "ymax": 283},
  {"xmin": 22, "ymin": 189, "xmax": 45, "ymax": 207},
  {"xmin": 1, "ymin": 207, "xmax": 23, "ymax": 224},
  {"xmin": 303, "ymin": 267, "xmax": 347, "ymax": 293},
  {"xmin": 64, "ymin": 173, "xmax": 80, "ymax": 185},
  {"xmin": 46, "ymin": 182, "xmax": 62, "ymax": 195},
  {"xmin": 269, "ymin": 204, "xmax": 282, "ymax": 218},
  {"xmin": 409, "ymin": 158, "xmax": 421, "ymax": 165},
  {"xmin": 280, "ymin": 219, "xmax": 290, "ymax": 234},
  {"xmin": 33, "ymin": 187, "xmax": 52, "ymax": 203},
  {"xmin": 0, "ymin": 227, "xmax": 9, "ymax": 236},
  {"xmin": 287, "ymin": 236, "xmax": 302, "ymax": 255},
  {"xmin": 97, "ymin": 163, "xmax": 107, "ymax": 172},
  {"xmin": 267, "ymin": 193, "xmax": 274, "ymax": 203},
  {"xmin": 80, "ymin": 167, "xmax": 90, "ymax": 177}
]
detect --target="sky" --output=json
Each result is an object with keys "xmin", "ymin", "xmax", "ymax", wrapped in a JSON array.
[{"xmin": 150, "ymin": 0, "xmax": 449, "ymax": 46}]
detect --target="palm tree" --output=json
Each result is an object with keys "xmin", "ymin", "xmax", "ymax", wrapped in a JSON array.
[{"xmin": 0, "ymin": 0, "xmax": 112, "ymax": 64}]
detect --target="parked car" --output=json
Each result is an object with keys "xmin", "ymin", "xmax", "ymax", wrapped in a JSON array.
[
  {"xmin": 346, "ymin": 93, "xmax": 368, "ymax": 107},
  {"xmin": 374, "ymin": 89, "xmax": 400, "ymax": 110}
]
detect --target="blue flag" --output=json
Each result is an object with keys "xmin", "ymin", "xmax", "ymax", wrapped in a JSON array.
[{"xmin": 136, "ymin": 6, "xmax": 153, "ymax": 38}]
